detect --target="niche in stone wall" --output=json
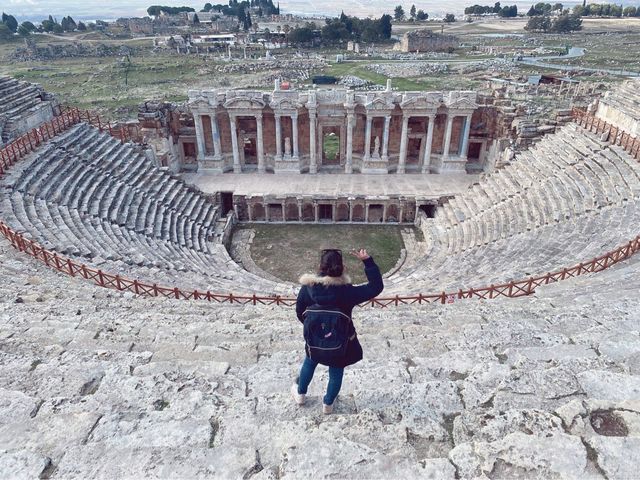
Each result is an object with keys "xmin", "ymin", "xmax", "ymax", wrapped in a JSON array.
[
  {"xmin": 286, "ymin": 203, "xmax": 299, "ymax": 221},
  {"xmin": 322, "ymin": 129, "xmax": 341, "ymax": 166},
  {"xmin": 352, "ymin": 204, "xmax": 365, "ymax": 222},
  {"xmin": 252, "ymin": 203, "xmax": 265, "ymax": 221},
  {"xmin": 368, "ymin": 204, "xmax": 384, "ymax": 223},
  {"xmin": 268, "ymin": 203, "xmax": 283, "ymax": 221},
  {"xmin": 336, "ymin": 203, "xmax": 349, "ymax": 222},
  {"xmin": 302, "ymin": 203, "xmax": 314, "ymax": 221}
]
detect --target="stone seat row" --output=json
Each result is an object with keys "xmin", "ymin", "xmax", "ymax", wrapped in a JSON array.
[
  {"xmin": 4, "ymin": 190, "xmax": 263, "ymax": 289},
  {"xmin": 387, "ymin": 200, "xmax": 640, "ymax": 294},
  {"xmin": 600, "ymin": 81, "xmax": 640, "ymax": 121},
  {"xmin": 0, "ymin": 123, "xmax": 291, "ymax": 295},
  {"xmin": 3, "ymin": 221, "xmax": 640, "ymax": 480},
  {"xmin": 3, "ymin": 123, "xmax": 219, "ymax": 253},
  {"xmin": 435, "ymin": 125, "xmax": 640, "ymax": 255},
  {"xmin": 0, "ymin": 89, "xmax": 43, "ymax": 119}
]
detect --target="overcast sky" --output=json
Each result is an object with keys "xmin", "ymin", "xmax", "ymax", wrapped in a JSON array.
[{"xmin": 3, "ymin": 0, "xmax": 625, "ymax": 23}]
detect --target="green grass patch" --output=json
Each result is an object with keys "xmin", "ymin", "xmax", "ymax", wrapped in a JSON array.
[{"xmin": 245, "ymin": 224, "xmax": 406, "ymax": 284}]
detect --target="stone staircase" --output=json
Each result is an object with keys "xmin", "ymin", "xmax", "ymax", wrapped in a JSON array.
[
  {"xmin": 0, "ymin": 76, "xmax": 55, "ymax": 145},
  {"xmin": 597, "ymin": 79, "xmax": 640, "ymax": 127},
  {"xmin": 0, "ymin": 122, "xmax": 293, "ymax": 296},
  {"xmin": 386, "ymin": 123, "xmax": 640, "ymax": 293},
  {"xmin": 1, "ymin": 230, "xmax": 639, "ymax": 479}
]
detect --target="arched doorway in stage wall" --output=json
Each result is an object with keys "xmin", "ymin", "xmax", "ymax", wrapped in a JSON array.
[
  {"xmin": 336, "ymin": 203, "xmax": 349, "ymax": 222},
  {"xmin": 286, "ymin": 203, "xmax": 299, "ymax": 221},
  {"xmin": 252, "ymin": 203, "xmax": 265, "ymax": 221},
  {"xmin": 387, "ymin": 204, "xmax": 399, "ymax": 222},
  {"xmin": 302, "ymin": 203, "xmax": 314, "ymax": 221},
  {"xmin": 352, "ymin": 204, "xmax": 365, "ymax": 222}
]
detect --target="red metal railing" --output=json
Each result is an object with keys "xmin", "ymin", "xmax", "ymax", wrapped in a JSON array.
[
  {"xmin": 572, "ymin": 108, "xmax": 640, "ymax": 160},
  {"xmin": 0, "ymin": 108, "xmax": 639, "ymax": 307}
]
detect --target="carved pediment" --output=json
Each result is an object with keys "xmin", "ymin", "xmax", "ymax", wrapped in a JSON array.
[
  {"xmin": 224, "ymin": 92, "xmax": 266, "ymax": 110},
  {"xmin": 445, "ymin": 92, "xmax": 478, "ymax": 110},
  {"xmin": 365, "ymin": 96, "xmax": 394, "ymax": 111},
  {"xmin": 270, "ymin": 97, "xmax": 299, "ymax": 111},
  {"xmin": 400, "ymin": 93, "xmax": 442, "ymax": 110}
]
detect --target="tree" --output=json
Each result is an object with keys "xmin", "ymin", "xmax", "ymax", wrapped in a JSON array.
[
  {"xmin": 52, "ymin": 23, "xmax": 64, "ymax": 34},
  {"xmin": 416, "ymin": 9, "xmax": 428, "ymax": 20},
  {"xmin": 77, "ymin": 21, "xmax": 87, "ymax": 31},
  {"xmin": 550, "ymin": 13, "xmax": 581, "ymax": 32},
  {"xmin": 193, "ymin": 13, "xmax": 200, "ymax": 24},
  {"xmin": 444, "ymin": 13, "xmax": 456, "ymax": 22},
  {"xmin": 410, "ymin": 4, "xmax": 416, "ymax": 19},
  {"xmin": 525, "ymin": 14, "xmax": 551, "ymax": 32},
  {"xmin": 498, "ymin": 5, "xmax": 517, "ymax": 17},
  {"xmin": 321, "ymin": 18, "xmax": 350, "ymax": 43},
  {"xmin": 2, "ymin": 12, "xmax": 18, "ymax": 33},
  {"xmin": 493, "ymin": 2, "xmax": 501, "ymax": 13},
  {"xmin": 394, "ymin": 5, "xmax": 405, "ymax": 21},
  {"xmin": 287, "ymin": 26, "xmax": 314, "ymax": 44},
  {"xmin": 380, "ymin": 14, "xmax": 392, "ymax": 38}
]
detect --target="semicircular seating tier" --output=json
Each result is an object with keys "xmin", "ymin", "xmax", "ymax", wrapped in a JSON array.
[
  {"xmin": 384, "ymin": 123, "xmax": 640, "ymax": 294},
  {"xmin": 0, "ymin": 76, "xmax": 56, "ymax": 145},
  {"xmin": 0, "ymin": 122, "xmax": 293, "ymax": 296}
]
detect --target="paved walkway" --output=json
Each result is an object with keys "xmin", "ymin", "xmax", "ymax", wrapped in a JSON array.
[{"xmin": 182, "ymin": 172, "xmax": 479, "ymax": 198}]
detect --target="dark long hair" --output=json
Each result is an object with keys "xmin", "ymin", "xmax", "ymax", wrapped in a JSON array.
[{"xmin": 319, "ymin": 250, "xmax": 344, "ymax": 277}]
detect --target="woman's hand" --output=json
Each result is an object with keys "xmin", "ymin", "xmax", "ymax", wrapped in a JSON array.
[{"xmin": 350, "ymin": 249, "xmax": 370, "ymax": 261}]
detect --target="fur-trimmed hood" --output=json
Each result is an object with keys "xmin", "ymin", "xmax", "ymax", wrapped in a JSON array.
[{"xmin": 299, "ymin": 273, "xmax": 352, "ymax": 286}]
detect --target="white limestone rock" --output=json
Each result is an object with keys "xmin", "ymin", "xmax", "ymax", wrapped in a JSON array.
[
  {"xmin": 460, "ymin": 362, "xmax": 511, "ymax": 408},
  {"xmin": 586, "ymin": 437, "xmax": 640, "ymax": 480},
  {"xmin": 453, "ymin": 408, "xmax": 565, "ymax": 444},
  {"xmin": 577, "ymin": 371, "xmax": 640, "ymax": 401},
  {"xmin": 449, "ymin": 432, "xmax": 590, "ymax": 479},
  {"xmin": 0, "ymin": 450, "xmax": 52, "ymax": 480},
  {"xmin": 0, "ymin": 389, "xmax": 39, "ymax": 423}
]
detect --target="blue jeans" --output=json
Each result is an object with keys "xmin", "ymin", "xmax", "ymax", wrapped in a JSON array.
[{"xmin": 297, "ymin": 356, "xmax": 344, "ymax": 406}]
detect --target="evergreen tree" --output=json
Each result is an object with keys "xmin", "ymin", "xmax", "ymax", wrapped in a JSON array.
[
  {"xmin": 193, "ymin": 13, "xmax": 200, "ymax": 23},
  {"xmin": 410, "ymin": 4, "xmax": 416, "ymax": 19},
  {"xmin": 77, "ymin": 21, "xmax": 87, "ymax": 31},
  {"xmin": 380, "ymin": 14, "xmax": 392, "ymax": 37},
  {"xmin": 416, "ymin": 9, "xmax": 428, "ymax": 20},
  {"xmin": 1, "ymin": 13, "xmax": 18, "ymax": 33},
  {"xmin": 394, "ymin": 5, "xmax": 405, "ymax": 20},
  {"xmin": 444, "ymin": 13, "xmax": 456, "ymax": 22}
]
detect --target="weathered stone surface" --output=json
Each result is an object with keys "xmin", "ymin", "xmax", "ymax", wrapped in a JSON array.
[
  {"xmin": 577, "ymin": 371, "xmax": 640, "ymax": 401},
  {"xmin": 0, "ymin": 450, "xmax": 52, "ymax": 480},
  {"xmin": 586, "ymin": 437, "xmax": 640, "ymax": 480},
  {"xmin": 453, "ymin": 409, "xmax": 565, "ymax": 444},
  {"xmin": 449, "ymin": 432, "xmax": 589, "ymax": 479}
]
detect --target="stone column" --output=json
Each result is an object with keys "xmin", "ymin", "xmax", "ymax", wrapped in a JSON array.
[
  {"xmin": 256, "ymin": 113, "xmax": 265, "ymax": 173},
  {"xmin": 398, "ymin": 114, "xmax": 409, "ymax": 174},
  {"xmin": 248, "ymin": 203, "xmax": 253, "ymax": 221},
  {"xmin": 349, "ymin": 200, "xmax": 353, "ymax": 222},
  {"xmin": 382, "ymin": 203, "xmax": 387, "ymax": 223},
  {"xmin": 382, "ymin": 115, "xmax": 391, "ymax": 162},
  {"xmin": 314, "ymin": 202, "xmax": 319, "ymax": 222},
  {"xmin": 194, "ymin": 114, "xmax": 206, "ymax": 159},
  {"xmin": 292, "ymin": 113, "xmax": 299, "ymax": 159},
  {"xmin": 364, "ymin": 115, "xmax": 372, "ymax": 160},
  {"xmin": 345, "ymin": 113, "xmax": 354, "ymax": 174},
  {"xmin": 229, "ymin": 115, "xmax": 241, "ymax": 173},
  {"xmin": 264, "ymin": 202, "xmax": 269, "ymax": 222},
  {"xmin": 209, "ymin": 114, "xmax": 223, "ymax": 160},
  {"xmin": 281, "ymin": 203, "xmax": 286, "ymax": 222},
  {"xmin": 422, "ymin": 114, "xmax": 435, "ymax": 174},
  {"xmin": 332, "ymin": 204, "xmax": 336, "ymax": 221},
  {"xmin": 365, "ymin": 203, "xmax": 369, "ymax": 223},
  {"xmin": 297, "ymin": 199, "xmax": 303, "ymax": 221},
  {"xmin": 399, "ymin": 204, "xmax": 404, "ymax": 223},
  {"xmin": 274, "ymin": 114, "xmax": 282, "ymax": 160},
  {"xmin": 442, "ymin": 114, "xmax": 454, "ymax": 159},
  {"xmin": 459, "ymin": 114, "xmax": 472, "ymax": 159},
  {"xmin": 309, "ymin": 109, "xmax": 317, "ymax": 174}
]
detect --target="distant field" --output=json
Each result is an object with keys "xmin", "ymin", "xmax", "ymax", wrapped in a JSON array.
[{"xmin": 245, "ymin": 224, "xmax": 406, "ymax": 284}]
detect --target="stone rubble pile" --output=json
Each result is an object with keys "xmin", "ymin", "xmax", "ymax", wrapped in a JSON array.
[
  {"xmin": 366, "ymin": 62, "xmax": 449, "ymax": 78},
  {"xmin": 10, "ymin": 42, "xmax": 137, "ymax": 62},
  {"xmin": 213, "ymin": 58, "xmax": 327, "ymax": 77}
]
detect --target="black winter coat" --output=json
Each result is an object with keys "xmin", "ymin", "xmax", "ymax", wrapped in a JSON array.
[{"xmin": 295, "ymin": 257, "xmax": 384, "ymax": 367}]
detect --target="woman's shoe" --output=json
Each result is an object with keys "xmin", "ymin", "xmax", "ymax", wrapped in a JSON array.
[
  {"xmin": 291, "ymin": 384, "xmax": 306, "ymax": 405},
  {"xmin": 322, "ymin": 403, "xmax": 333, "ymax": 414}
]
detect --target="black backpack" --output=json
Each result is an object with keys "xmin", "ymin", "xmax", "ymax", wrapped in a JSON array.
[{"xmin": 302, "ymin": 304, "xmax": 352, "ymax": 366}]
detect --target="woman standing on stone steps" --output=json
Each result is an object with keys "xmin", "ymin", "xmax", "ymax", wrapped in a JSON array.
[{"xmin": 292, "ymin": 248, "xmax": 384, "ymax": 414}]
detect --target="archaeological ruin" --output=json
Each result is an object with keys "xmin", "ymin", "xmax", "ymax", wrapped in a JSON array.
[
  {"xmin": 187, "ymin": 81, "xmax": 479, "ymax": 175},
  {"xmin": 2, "ymin": 72, "xmax": 640, "ymax": 478}
]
